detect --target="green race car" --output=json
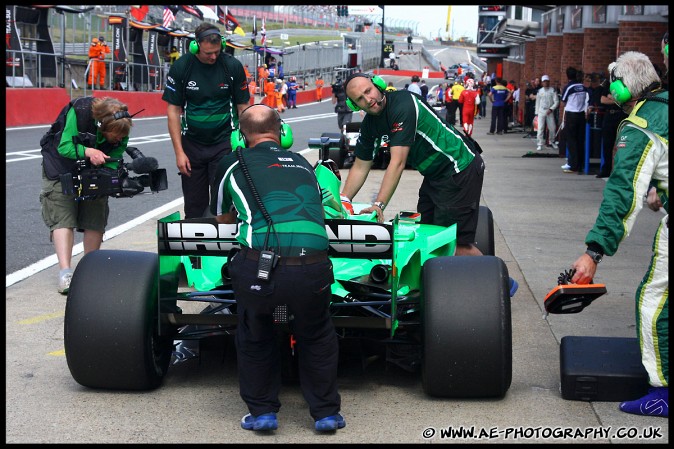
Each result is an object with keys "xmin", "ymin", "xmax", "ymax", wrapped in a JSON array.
[{"xmin": 64, "ymin": 157, "xmax": 512, "ymax": 399}]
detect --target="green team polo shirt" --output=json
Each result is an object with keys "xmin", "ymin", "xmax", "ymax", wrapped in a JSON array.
[
  {"xmin": 355, "ymin": 90, "xmax": 476, "ymax": 178},
  {"xmin": 210, "ymin": 142, "xmax": 328, "ymax": 256},
  {"xmin": 162, "ymin": 52, "xmax": 250, "ymax": 146}
]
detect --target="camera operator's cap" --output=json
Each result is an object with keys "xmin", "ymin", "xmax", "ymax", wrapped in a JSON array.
[
  {"xmin": 99, "ymin": 36, "xmax": 105, "ymax": 41},
  {"xmin": 541, "ymin": 75, "xmax": 550, "ymax": 81}
]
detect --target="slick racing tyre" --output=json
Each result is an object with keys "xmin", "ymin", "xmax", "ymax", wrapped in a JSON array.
[
  {"xmin": 64, "ymin": 250, "xmax": 174, "ymax": 390},
  {"xmin": 474, "ymin": 205, "xmax": 495, "ymax": 256},
  {"xmin": 421, "ymin": 256, "xmax": 512, "ymax": 398}
]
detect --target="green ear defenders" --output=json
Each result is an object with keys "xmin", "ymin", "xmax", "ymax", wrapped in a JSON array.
[
  {"xmin": 230, "ymin": 105, "xmax": 294, "ymax": 151},
  {"xmin": 663, "ymin": 32, "xmax": 669, "ymax": 58},
  {"xmin": 189, "ymin": 28, "xmax": 226, "ymax": 55},
  {"xmin": 609, "ymin": 66, "xmax": 631, "ymax": 104},
  {"xmin": 344, "ymin": 73, "xmax": 387, "ymax": 112}
]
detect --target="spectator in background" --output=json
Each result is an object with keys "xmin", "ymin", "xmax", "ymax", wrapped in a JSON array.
[
  {"xmin": 315, "ymin": 76, "xmax": 325, "ymax": 102},
  {"xmin": 331, "ymin": 77, "xmax": 353, "ymax": 131},
  {"xmin": 286, "ymin": 76, "xmax": 298, "ymax": 109},
  {"xmin": 487, "ymin": 78, "xmax": 510, "ymax": 135},
  {"xmin": 407, "ymin": 33, "xmax": 413, "ymax": 50},
  {"xmin": 419, "ymin": 79, "xmax": 429, "ymax": 100},
  {"xmin": 385, "ymin": 81, "xmax": 397, "ymax": 92},
  {"xmin": 247, "ymin": 77, "xmax": 257, "ymax": 106},
  {"xmin": 534, "ymin": 75, "xmax": 559, "ymax": 151},
  {"xmin": 87, "ymin": 37, "xmax": 110, "ymax": 89},
  {"xmin": 263, "ymin": 77, "xmax": 277, "ymax": 109},
  {"xmin": 407, "ymin": 75, "xmax": 422, "ymax": 96},
  {"xmin": 560, "ymin": 66, "xmax": 590, "ymax": 173},
  {"xmin": 505, "ymin": 79, "xmax": 516, "ymax": 130},
  {"xmin": 458, "ymin": 78, "xmax": 480, "ymax": 137},
  {"xmin": 478, "ymin": 80, "xmax": 488, "ymax": 119},
  {"xmin": 275, "ymin": 79, "xmax": 286, "ymax": 113},
  {"xmin": 525, "ymin": 77, "xmax": 540, "ymax": 133},
  {"xmin": 169, "ymin": 46, "xmax": 181, "ymax": 65},
  {"xmin": 448, "ymin": 80, "xmax": 465, "ymax": 126}
]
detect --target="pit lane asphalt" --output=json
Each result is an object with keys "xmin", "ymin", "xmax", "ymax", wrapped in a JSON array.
[{"xmin": 6, "ymin": 109, "xmax": 668, "ymax": 444}]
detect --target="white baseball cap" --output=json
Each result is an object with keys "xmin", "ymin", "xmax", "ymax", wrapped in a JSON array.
[{"xmin": 541, "ymin": 75, "xmax": 550, "ymax": 81}]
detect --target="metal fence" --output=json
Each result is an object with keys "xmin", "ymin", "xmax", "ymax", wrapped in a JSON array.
[{"xmin": 7, "ymin": 5, "xmax": 418, "ymax": 96}]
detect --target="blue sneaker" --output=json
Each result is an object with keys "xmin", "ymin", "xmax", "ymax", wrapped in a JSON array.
[
  {"xmin": 315, "ymin": 414, "xmax": 346, "ymax": 432},
  {"xmin": 620, "ymin": 387, "xmax": 668, "ymax": 417},
  {"xmin": 509, "ymin": 278, "xmax": 519, "ymax": 297},
  {"xmin": 241, "ymin": 412, "xmax": 278, "ymax": 431}
]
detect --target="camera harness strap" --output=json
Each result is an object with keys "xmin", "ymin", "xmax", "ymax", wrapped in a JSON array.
[{"xmin": 235, "ymin": 148, "xmax": 281, "ymax": 268}]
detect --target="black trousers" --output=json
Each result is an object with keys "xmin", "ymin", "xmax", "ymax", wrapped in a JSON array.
[
  {"xmin": 564, "ymin": 111, "xmax": 586, "ymax": 172},
  {"xmin": 229, "ymin": 248, "xmax": 341, "ymax": 421},
  {"xmin": 490, "ymin": 105, "xmax": 506, "ymax": 133},
  {"xmin": 181, "ymin": 136, "xmax": 230, "ymax": 219}
]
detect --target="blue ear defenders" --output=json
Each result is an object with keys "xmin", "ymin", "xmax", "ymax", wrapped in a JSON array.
[
  {"xmin": 189, "ymin": 28, "xmax": 226, "ymax": 55},
  {"xmin": 231, "ymin": 105, "xmax": 294, "ymax": 151},
  {"xmin": 344, "ymin": 74, "xmax": 387, "ymax": 111},
  {"xmin": 609, "ymin": 66, "xmax": 631, "ymax": 104}
]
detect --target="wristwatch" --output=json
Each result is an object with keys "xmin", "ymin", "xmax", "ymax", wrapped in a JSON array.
[
  {"xmin": 373, "ymin": 201, "xmax": 386, "ymax": 211},
  {"xmin": 585, "ymin": 249, "xmax": 603, "ymax": 264}
]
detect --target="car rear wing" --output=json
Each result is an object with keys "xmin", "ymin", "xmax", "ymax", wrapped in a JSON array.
[{"xmin": 158, "ymin": 217, "xmax": 393, "ymax": 259}]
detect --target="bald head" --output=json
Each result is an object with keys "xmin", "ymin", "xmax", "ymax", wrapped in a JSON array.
[{"xmin": 239, "ymin": 105, "xmax": 282, "ymax": 147}]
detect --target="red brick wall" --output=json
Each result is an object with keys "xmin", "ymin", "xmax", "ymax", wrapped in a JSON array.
[
  {"xmin": 544, "ymin": 35, "xmax": 564, "ymax": 88},
  {"xmin": 582, "ymin": 28, "xmax": 619, "ymax": 76},
  {"xmin": 618, "ymin": 21, "xmax": 669, "ymax": 82}
]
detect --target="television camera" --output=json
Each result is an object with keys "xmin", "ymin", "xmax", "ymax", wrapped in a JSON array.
[{"xmin": 60, "ymin": 133, "xmax": 167, "ymax": 199}]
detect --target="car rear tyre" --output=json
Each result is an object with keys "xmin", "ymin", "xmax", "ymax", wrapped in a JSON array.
[
  {"xmin": 475, "ymin": 205, "xmax": 495, "ymax": 256},
  {"xmin": 421, "ymin": 256, "xmax": 512, "ymax": 398},
  {"xmin": 65, "ymin": 250, "xmax": 173, "ymax": 390},
  {"xmin": 321, "ymin": 132, "xmax": 346, "ymax": 168}
]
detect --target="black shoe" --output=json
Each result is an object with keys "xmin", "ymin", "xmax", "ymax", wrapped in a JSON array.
[
  {"xmin": 487, "ymin": 132, "xmax": 495, "ymax": 135},
  {"xmin": 596, "ymin": 172, "xmax": 610, "ymax": 178}
]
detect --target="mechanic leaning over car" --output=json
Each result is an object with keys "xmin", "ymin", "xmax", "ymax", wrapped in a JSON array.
[
  {"xmin": 39, "ymin": 96, "xmax": 133, "ymax": 295},
  {"xmin": 341, "ymin": 73, "xmax": 518, "ymax": 297},
  {"xmin": 209, "ymin": 104, "xmax": 346, "ymax": 433},
  {"xmin": 162, "ymin": 23, "xmax": 250, "ymax": 219}
]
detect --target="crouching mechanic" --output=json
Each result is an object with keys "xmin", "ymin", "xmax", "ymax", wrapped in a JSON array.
[
  {"xmin": 210, "ymin": 104, "xmax": 345, "ymax": 432},
  {"xmin": 39, "ymin": 96, "xmax": 133, "ymax": 294},
  {"xmin": 569, "ymin": 51, "xmax": 668, "ymax": 417},
  {"xmin": 339, "ymin": 73, "xmax": 518, "ymax": 296}
]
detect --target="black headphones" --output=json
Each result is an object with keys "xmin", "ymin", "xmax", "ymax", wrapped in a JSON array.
[
  {"xmin": 96, "ymin": 108, "xmax": 144, "ymax": 129},
  {"xmin": 344, "ymin": 73, "xmax": 387, "ymax": 111},
  {"xmin": 231, "ymin": 104, "xmax": 294, "ymax": 151},
  {"xmin": 189, "ymin": 27, "xmax": 226, "ymax": 55}
]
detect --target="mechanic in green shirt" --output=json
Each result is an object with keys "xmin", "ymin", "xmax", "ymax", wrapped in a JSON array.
[
  {"xmin": 340, "ymin": 73, "xmax": 485, "ymax": 257},
  {"xmin": 162, "ymin": 23, "xmax": 250, "ymax": 219},
  {"xmin": 210, "ymin": 104, "xmax": 345, "ymax": 433}
]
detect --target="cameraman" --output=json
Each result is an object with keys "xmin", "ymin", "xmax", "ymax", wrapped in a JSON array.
[
  {"xmin": 39, "ymin": 96, "xmax": 133, "ymax": 294},
  {"xmin": 331, "ymin": 77, "xmax": 353, "ymax": 132}
]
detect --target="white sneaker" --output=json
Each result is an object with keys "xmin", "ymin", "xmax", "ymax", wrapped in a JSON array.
[
  {"xmin": 552, "ymin": 143, "xmax": 559, "ymax": 150},
  {"xmin": 536, "ymin": 146, "xmax": 542, "ymax": 151},
  {"xmin": 561, "ymin": 164, "xmax": 571, "ymax": 170},
  {"xmin": 58, "ymin": 269, "xmax": 73, "ymax": 294}
]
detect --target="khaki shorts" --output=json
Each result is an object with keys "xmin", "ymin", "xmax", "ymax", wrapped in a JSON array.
[{"xmin": 39, "ymin": 172, "xmax": 109, "ymax": 233}]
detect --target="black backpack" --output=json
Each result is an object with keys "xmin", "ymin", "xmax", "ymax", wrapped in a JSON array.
[{"xmin": 40, "ymin": 97, "xmax": 96, "ymax": 180}]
